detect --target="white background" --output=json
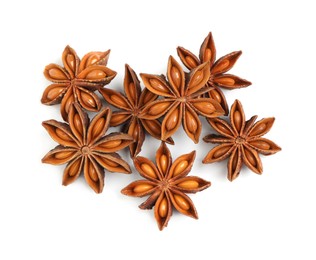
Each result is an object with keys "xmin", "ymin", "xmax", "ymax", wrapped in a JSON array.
[{"xmin": 0, "ymin": 0, "xmax": 315, "ymax": 259}]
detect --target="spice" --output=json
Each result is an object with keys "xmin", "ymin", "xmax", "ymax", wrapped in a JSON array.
[
  {"xmin": 42, "ymin": 103, "xmax": 133, "ymax": 193},
  {"xmin": 140, "ymin": 56, "xmax": 224, "ymax": 143},
  {"xmin": 122, "ymin": 142, "xmax": 211, "ymax": 230},
  {"xmin": 177, "ymin": 32, "xmax": 251, "ymax": 115},
  {"xmin": 41, "ymin": 45, "xmax": 116, "ymax": 120},
  {"xmin": 203, "ymin": 100, "xmax": 281, "ymax": 181},
  {"xmin": 99, "ymin": 64, "xmax": 174, "ymax": 158}
]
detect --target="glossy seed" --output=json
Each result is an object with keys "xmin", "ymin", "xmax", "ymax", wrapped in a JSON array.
[
  {"xmin": 165, "ymin": 108, "xmax": 179, "ymax": 131},
  {"xmin": 185, "ymin": 56, "xmax": 198, "ymax": 68},
  {"xmin": 55, "ymin": 128, "xmax": 73, "ymax": 141},
  {"xmin": 251, "ymin": 123, "xmax": 267, "ymax": 136},
  {"xmin": 204, "ymin": 48, "xmax": 212, "ymax": 62},
  {"xmin": 110, "ymin": 95, "xmax": 127, "ymax": 107},
  {"xmin": 85, "ymin": 69, "xmax": 106, "ymax": 80},
  {"xmin": 213, "ymin": 145, "xmax": 231, "ymax": 158},
  {"xmin": 111, "ymin": 114, "xmax": 127, "ymax": 125},
  {"xmin": 133, "ymin": 184, "xmax": 153, "ymax": 194},
  {"xmin": 244, "ymin": 148, "xmax": 257, "ymax": 167},
  {"xmin": 185, "ymin": 111, "xmax": 197, "ymax": 132},
  {"xmin": 128, "ymin": 82, "xmax": 136, "ymax": 101},
  {"xmin": 91, "ymin": 117, "xmax": 105, "ymax": 138},
  {"xmin": 149, "ymin": 79, "xmax": 169, "ymax": 93},
  {"xmin": 101, "ymin": 139, "xmax": 122, "ymax": 149},
  {"xmin": 178, "ymin": 180, "xmax": 199, "ymax": 189},
  {"xmin": 170, "ymin": 66, "xmax": 181, "ymax": 88},
  {"xmin": 232, "ymin": 152, "xmax": 238, "ymax": 171},
  {"xmin": 148, "ymin": 102, "xmax": 170, "ymax": 116},
  {"xmin": 73, "ymin": 114, "xmax": 83, "ymax": 135},
  {"xmin": 54, "ymin": 151, "xmax": 74, "ymax": 160},
  {"xmin": 140, "ymin": 163, "xmax": 157, "ymax": 179},
  {"xmin": 250, "ymin": 140, "xmax": 270, "ymax": 150},
  {"xmin": 160, "ymin": 154, "xmax": 168, "ymax": 173},
  {"xmin": 48, "ymin": 68, "xmax": 68, "ymax": 80},
  {"xmin": 65, "ymin": 95, "xmax": 74, "ymax": 114},
  {"xmin": 212, "ymin": 59, "xmax": 229, "ymax": 74},
  {"xmin": 47, "ymin": 86, "xmax": 65, "ymax": 100},
  {"xmin": 215, "ymin": 122, "xmax": 231, "ymax": 135},
  {"xmin": 209, "ymin": 89, "xmax": 222, "ymax": 103},
  {"xmin": 190, "ymin": 70, "xmax": 204, "ymax": 88},
  {"xmin": 100, "ymin": 157, "xmax": 119, "ymax": 167},
  {"xmin": 193, "ymin": 102, "xmax": 215, "ymax": 114},
  {"xmin": 158, "ymin": 197, "xmax": 168, "ymax": 218},
  {"xmin": 86, "ymin": 54, "xmax": 99, "ymax": 67},
  {"xmin": 66, "ymin": 54, "xmax": 75, "ymax": 71},
  {"xmin": 173, "ymin": 160, "xmax": 188, "ymax": 177},
  {"xmin": 68, "ymin": 159, "xmax": 81, "ymax": 176},
  {"xmin": 234, "ymin": 111, "xmax": 242, "ymax": 131},
  {"xmin": 142, "ymin": 91, "xmax": 155, "ymax": 104},
  {"xmin": 145, "ymin": 121, "xmax": 160, "ymax": 134},
  {"xmin": 215, "ymin": 77, "xmax": 235, "ymax": 86},
  {"xmin": 80, "ymin": 92, "xmax": 96, "ymax": 108},
  {"xmin": 88, "ymin": 161, "xmax": 99, "ymax": 182},
  {"xmin": 174, "ymin": 194, "xmax": 190, "ymax": 210}
]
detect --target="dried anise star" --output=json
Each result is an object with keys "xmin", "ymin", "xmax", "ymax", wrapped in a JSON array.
[
  {"xmin": 42, "ymin": 103, "xmax": 133, "ymax": 193},
  {"xmin": 203, "ymin": 100, "xmax": 281, "ymax": 181},
  {"xmin": 99, "ymin": 64, "xmax": 174, "ymax": 158},
  {"xmin": 140, "ymin": 56, "xmax": 224, "ymax": 143},
  {"xmin": 41, "ymin": 45, "xmax": 117, "ymax": 120},
  {"xmin": 177, "ymin": 32, "xmax": 251, "ymax": 115},
  {"xmin": 122, "ymin": 142, "xmax": 211, "ymax": 230}
]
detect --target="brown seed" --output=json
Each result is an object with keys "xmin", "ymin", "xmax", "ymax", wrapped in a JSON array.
[
  {"xmin": 213, "ymin": 145, "xmax": 231, "ymax": 158},
  {"xmin": 204, "ymin": 48, "xmax": 212, "ymax": 62},
  {"xmin": 212, "ymin": 59, "xmax": 229, "ymax": 74},
  {"xmin": 55, "ymin": 128, "xmax": 73, "ymax": 142},
  {"xmin": 158, "ymin": 197, "xmax": 168, "ymax": 218},
  {"xmin": 100, "ymin": 157, "xmax": 119, "ymax": 167},
  {"xmin": 234, "ymin": 110, "xmax": 242, "ymax": 131},
  {"xmin": 80, "ymin": 91, "xmax": 96, "ymax": 108},
  {"xmin": 54, "ymin": 151, "xmax": 74, "ymax": 160},
  {"xmin": 244, "ymin": 148, "xmax": 257, "ymax": 167},
  {"xmin": 86, "ymin": 54, "xmax": 99, "ymax": 67},
  {"xmin": 149, "ymin": 102, "xmax": 170, "ymax": 116},
  {"xmin": 190, "ymin": 69, "xmax": 203, "ymax": 87},
  {"xmin": 173, "ymin": 160, "xmax": 188, "ymax": 177},
  {"xmin": 110, "ymin": 94, "xmax": 127, "ymax": 107},
  {"xmin": 174, "ymin": 194, "xmax": 190, "ymax": 210},
  {"xmin": 185, "ymin": 111, "xmax": 197, "ymax": 132},
  {"xmin": 177, "ymin": 180, "xmax": 199, "ymax": 189},
  {"xmin": 48, "ymin": 68, "xmax": 68, "ymax": 80},
  {"xmin": 47, "ymin": 86, "xmax": 65, "ymax": 100},
  {"xmin": 68, "ymin": 159, "xmax": 81, "ymax": 177},
  {"xmin": 85, "ymin": 69, "xmax": 106, "ymax": 80},
  {"xmin": 165, "ymin": 107, "xmax": 179, "ymax": 131},
  {"xmin": 149, "ymin": 78, "xmax": 169, "ymax": 93},
  {"xmin": 110, "ymin": 114, "xmax": 127, "ymax": 125},
  {"xmin": 193, "ymin": 102, "xmax": 215, "ymax": 114},
  {"xmin": 215, "ymin": 77, "xmax": 235, "ymax": 86},
  {"xmin": 73, "ymin": 114, "xmax": 83, "ymax": 135},
  {"xmin": 185, "ymin": 56, "xmax": 198, "ymax": 68},
  {"xmin": 133, "ymin": 184, "xmax": 153, "ymax": 193},
  {"xmin": 140, "ymin": 163, "xmax": 157, "ymax": 179},
  {"xmin": 64, "ymin": 94, "xmax": 75, "ymax": 114},
  {"xmin": 101, "ymin": 139, "xmax": 122, "ymax": 149},
  {"xmin": 91, "ymin": 118, "xmax": 105, "ymax": 138},
  {"xmin": 160, "ymin": 154, "xmax": 168, "ymax": 174},
  {"xmin": 215, "ymin": 122, "xmax": 231, "ymax": 135},
  {"xmin": 170, "ymin": 66, "xmax": 181, "ymax": 88},
  {"xmin": 88, "ymin": 161, "xmax": 98, "ymax": 182},
  {"xmin": 250, "ymin": 140, "xmax": 270, "ymax": 150},
  {"xmin": 66, "ymin": 54, "xmax": 75, "ymax": 71},
  {"xmin": 128, "ymin": 82, "xmax": 136, "ymax": 101},
  {"xmin": 209, "ymin": 89, "xmax": 222, "ymax": 103},
  {"xmin": 232, "ymin": 152, "xmax": 238, "ymax": 171},
  {"xmin": 145, "ymin": 121, "xmax": 160, "ymax": 135},
  {"xmin": 251, "ymin": 123, "xmax": 267, "ymax": 136}
]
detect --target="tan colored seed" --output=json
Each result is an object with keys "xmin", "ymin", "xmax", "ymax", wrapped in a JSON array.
[
  {"xmin": 204, "ymin": 48, "xmax": 212, "ymax": 62},
  {"xmin": 86, "ymin": 54, "xmax": 98, "ymax": 67},
  {"xmin": 213, "ymin": 146, "xmax": 231, "ymax": 158},
  {"xmin": 80, "ymin": 91, "xmax": 96, "ymax": 108},
  {"xmin": 158, "ymin": 197, "xmax": 168, "ymax": 218},
  {"xmin": 212, "ymin": 59, "xmax": 229, "ymax": 74},
  {"xmin": 54, "ymin": 151, "xmax": 74, "ymax": 160},
  {"xmin": 193, "ymin": 102, "xmax": 215, "ymax": 114},
  {"xmin": 232, "ymin": 153, "xmax": 238, "ymax": 171},
  {"xmin": 111, "ymin": 114, "xmax": 127, "ymax": 125},
  {"xmin": 128, "ymin": 82, "xmax": 136, "ymax": 101},
  {"xmin": 190, "ymin": 70, "xmax": 203, "ymax": 87},
  {"xmin": 215, "ymin": 77, "xmax": 235, "ymax": 86},
  {"xmin": 210, "ymin": 89, "xmax": 222, "ymax": 103},
  {"xmin": 110, "ymin": 95, "xmax": 127, "ymax": 107},
  {"xmin": 133, "ymin": 184, "xmax": 153, "ymax": 193},
  {"xmin": 100, "ymin": 157, "xmax": 119, "ymax": 167},
  {"xmin": 251, "ymin": 123, "xmax": 267, "ymax": 136},
  {"xmin": 66, "ymin": 54, "xmax": 75, "ymax": 71},
  {"xmin": 91, "ymin": 118, "xmax": 105, "ymax": 138},
  {"xmin": 148, "ymin": 102, "xmax": 170, "ymax": 116},
  {"xmin": 68, "ymin": 159, "xmax": 81, "ymax": 177},
  {"xmin": 65, "ymin": 95, "xmax": 74, "ymax": 114},
  {"xmin": 140, "ymin": 163, "xmax": 157, "ymax": 179},
  {"xmin": 73, "ymin": 114, "xmax": 83, "ymax": 135},
  {"xmin": 101, "ymin": 139, "xmax": 122, "ymax": 149},
  {"xmin": 86, "ymin": 69, "xmax": 106, "ymax": 80},
  {"xmin": 250, "ymin": 140, "xmax": 270, "ymax": 150},
  {"xmin": 174, "ymin": 194, "xmax": 190, "ymax": 211},
  {"xmin": 215, "ymin": 122, "xmax": 231, "ymax": 135},
  {"xmin": 47, "ymin": 86, "xmax": 64, "ymax": 100},
  {"xmin": 48, "ymin": 68, "xmax": 68, "ymax": 80},
  {"xmin": 149, "ymin": 79, "xmax": 169, "ymax": 93},
  {"xmin": 185, "ymin": 56, "xmax": 198, "ymax": 68},
  {"xmin": 173, "ymin": 160, "xmax": 188, "ymax": 177},
  {"xmin": 145, "ymin": 121, "xmax": 160, "ymax": 134},
  {"xmin": 244, "ymin": 149, "xmax": 257, "ymax": 167},
  {"xmin": 160, "ymin": 154, "xmax": 168, "ymax": 173},
  {"xmin": 88, "ymin": 161, "xmax": 98, "ymax": 182},
  {"xmin": 171, "ymin": 66, "xmax": 181, "ymax": 88},
  {"xmin": 185, "ymin": 111, "xmax": 197, "ymax": 132},
  {"xmin": 234, "ymin": 111, "xmax": 242, "ymax": 131},
  {"xmin": 165, "ymin": 108, "xmax": 179, "ymax": 131},
  {"xmin": 177, "ymin": 180, "xmax": 199, "ymax": 189},
  {"xmin": 55, "ymin": 128, "xmax": 73, "ymax": 142}
]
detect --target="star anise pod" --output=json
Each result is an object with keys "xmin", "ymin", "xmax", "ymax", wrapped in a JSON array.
[
  {"xmin": 140, "ymin": 56, "xmax": 224, "ymax": 143},
  {"xmin": 177, "ymin": 32, "xmax": 251, "ymax": 115},
  {"xmin": 42, "ymin": 103, "xmax": 133, "ymax": 193},
  {"xmin": 122, "ymin": 142, "xmax": 211, "ymax": 230},
  {"xmin": 41, "ymin": 45, "xmax": 117, "ymax": 120},
  {"xmin": 202, "ymin": 100, "xmax": 281, "ymax": 181},
  {"xmin": 99, "ymin": 64, "xmax": 174, "ymax": 158}
]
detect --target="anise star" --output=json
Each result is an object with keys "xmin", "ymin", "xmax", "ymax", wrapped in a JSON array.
[
  {"xmin": 177, "ymin": 32, "xmax": 251, "ymax": 115},
  {"xmin": 140, "ymin": 56, "xmax": 224, "ymax": 143},
  {"xmin": 99, "ymin": 64, "xmax": 174, "ymax": 158},
  {"xmin": 202, "ymin": 100, "xmax": 281, "ymax": 181},
  {"xmin": 121, "ymin": 142, "xmax": 211, "ymax": 230},
  {"xmin": 42, "ymin": 103, "xmax": 133, "ymax": 193},
  {"xmin": 41, "ymin": 45, "xmax": 117, "ymax": 120}
]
